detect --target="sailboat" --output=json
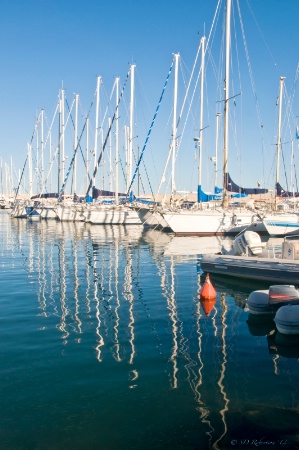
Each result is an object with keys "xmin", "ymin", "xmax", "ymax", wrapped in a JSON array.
[
  {"xmin": 157, "ymin": 1, "xmax": 266, "ymax": 236},
  {"xmin": 83, "ymin": 67, "xmax": 141, "ymax": 225},
  {"xmin": 261, "ymin": 76, "xmax": 299, "ymax": 236}
]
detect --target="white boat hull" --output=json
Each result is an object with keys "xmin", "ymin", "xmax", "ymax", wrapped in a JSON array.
[
  {"xmin": 135, "ymin": 207, "xmax": 169, "ymax": 228},
  {"xmin": 55, "ymin": 205, "xmax": 85, "ymax": 222},
  {"xmin": 262, "ymin": 213, "xmax": 299, "ymax": 236},
  {"xmin": 161, "ymin": 209, "xmax": 264, "ymax": 236},
  {"xmin": 84, "ymin": 206, "xmax": 141, "ymax": 225},
  {"xmin": 40, "ymin": 206, "xmax": 58, "ymax": 220}
]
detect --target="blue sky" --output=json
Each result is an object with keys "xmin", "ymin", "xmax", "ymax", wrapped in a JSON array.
[{"xmin": 0, "ymin": 0, "xmax": 299, "ymax": 196}]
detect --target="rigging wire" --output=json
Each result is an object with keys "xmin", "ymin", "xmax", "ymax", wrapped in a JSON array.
[
  {"xmin": 41, "ymin": 94, "xmax": 75, "ymax": 197},
  {"xmin": 13, "ymin": 112, "xmax": 43, "ymax": 201},
  {"xmin": 134, "ymin": 67, "xmax": 160, "ymax": 191},
  {"xmin": 159, "ymin": 0, "xmax": 222, "ymax": 200},
  {"xmin": 245, "ymin": 0, "xmax": 278, "ymax": 69},
  {"xmin": 236, "ymin": 0, "xmax": 267, "ymax": 187},
  {"xmin": 85, "ymin": 68, "xmax": 131, "ymax": 198},
  {"xmin": 280, "ymin": 76, "xmax": 299, "ymax": 194},
  {"xmin": 126, "ymin": 57, "xmax": 175, "ymax": 197},
  {"xmin": 58, "ymin": 96, "xmax": 95, "ymax": 201}
]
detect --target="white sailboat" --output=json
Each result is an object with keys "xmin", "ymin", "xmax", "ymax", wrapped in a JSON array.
[
  {"xmin": 83, "ymin": 66, "xmax": 141, "ymax": 225},
  {"xmin": 261, "ymin": 76, "xmax": 299, "ymax": 236},
  {"xmin": 160, "ymin": 1, "xmax": 263, "ymax": 236}
]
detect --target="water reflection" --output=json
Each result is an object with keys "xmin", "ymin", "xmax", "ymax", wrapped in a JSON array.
[
  {"xmin": 247, "ymin": 313, "xmax": 299, "ymax": 360},
  {"xmin": 3, "ymin": 213, "xmax": 299, "ymax": 449}
]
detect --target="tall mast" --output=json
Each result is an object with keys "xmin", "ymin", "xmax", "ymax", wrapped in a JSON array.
[
  {"xmin": 115, "ymin": 77, "xmax": 119, "ymax": 205},
  {"xmin": 222, "ymin": 0, "xmax": 232, "ymax": 209},
  {"xmin": 61, "ymin": 89, "xmax": 65, "ymax": 184},
  {"xmin": 58, "ymin": 100, "xmax": 61, "ymax": 194},
  {"xmin": 198, "ymin": 36, "xmax": 205, "ymax": 203},
  {"xmin": 127, "ymin": 64, "xmax": 135, "ymax": 193},
  {"xmin": 215, "ymin": 112, "xmax": 221, "ymax": 190},
  {"xmin": 49, "ymin": 130, "xmax": 52, "ymax": 192},
  {"xmin": 171, "ymin": 53, "xmax": 179, "ymax": 202},
  {"xmin": 41, "ymin": 109, "xmax": 44, "ymax": 190},
  {"xmin": 28, "ymin": 142, "xmax": 33, "ymax": 197},
  {"xmin": 275, "ymin": 76, "xmax": 285, "ymax": 208},
  {"xmin": 125, "ymin": 125, "xmax": 129, "ymax": 185},
  {"xmin": 93, "ymin": 76, "xmax": 101, "ymax": 190},
  {"xmin": 35, "ymin": 120, "xmax": 39, "ymax": 194},
  {"xmin": 85, "ymin": 117, "xmax": 89, "ymax": 193},
  {"xmin": 73, "ymin": 94, "xmax": 79, "ymax": 194},
  {"xmin": 108, "ymin": 117, "xmax": 113, "ymax": 192}
]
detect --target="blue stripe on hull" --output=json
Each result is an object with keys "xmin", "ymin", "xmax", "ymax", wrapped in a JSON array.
[{"xmin": 265, "ymin": 222, "xmax": 299, "ymax": 228}]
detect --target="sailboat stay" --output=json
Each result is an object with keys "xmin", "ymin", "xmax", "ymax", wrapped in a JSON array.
[{"xmin": 159, "ymin": 0, "xmax": 267, "ymax": 236}]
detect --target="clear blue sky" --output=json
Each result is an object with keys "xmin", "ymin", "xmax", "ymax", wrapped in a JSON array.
[{"xmin": 0, "ymin": 0, "xmax": 299, "ymax": 196}]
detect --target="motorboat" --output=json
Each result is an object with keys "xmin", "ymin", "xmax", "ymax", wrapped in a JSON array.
[{"xmin": 200, "ymin": 233, "xmax": 299, "ymax": 284}]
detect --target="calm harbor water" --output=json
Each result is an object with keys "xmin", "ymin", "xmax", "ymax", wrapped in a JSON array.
[{"xmin": 1, "ymin": 210, "xmax": 299, "ymax": 450}]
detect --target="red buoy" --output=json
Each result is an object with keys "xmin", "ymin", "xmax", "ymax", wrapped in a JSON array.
[
  {"xmin": 199, "ymin": 273, "xmax": 217, "ymax": 300},
  {"xmin": 200, "ymin": 298, "xmax": 216, "ymax": 317}
]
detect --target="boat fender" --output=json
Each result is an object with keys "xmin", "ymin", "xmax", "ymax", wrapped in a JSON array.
[
  {"xmin": 274, "ymin": 304, "xmax": 299, "ymax": 335},
  {"xmin": 246, "ymin": 290, "xmax": 272, "ymax": 314},
  {"xmin": 232, "ymin": 214, "xmax": 238, "ymax": 226}
]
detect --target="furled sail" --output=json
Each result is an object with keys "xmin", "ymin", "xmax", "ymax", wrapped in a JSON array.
[
  {"xmin": 225, "ymin": 173, "xmax": 268, "ymax": 195},
  {"xmin": 92, "ymin": 187, "xmax": 127, "ymax": 199},
  {"xmin": 276, "ymin": 182, "xmax": 299, "ymax": 198},
  {"xmin": 31, "ymin": 193, "xmax": 59, "ymax": 199},
  {"xmin": 198, "ymin": 186, "xmax": 222, "ymax": 202},
  {"xmin": 198, "ymin": 185, "xmax": 247, "ymax": 203}
]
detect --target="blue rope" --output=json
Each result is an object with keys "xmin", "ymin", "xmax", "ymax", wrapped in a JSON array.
[{"xmin": 126, "ymin": 57, "xmax": 175, "ymax": 196}]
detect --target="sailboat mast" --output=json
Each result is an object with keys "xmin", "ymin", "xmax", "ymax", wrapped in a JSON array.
[
  {"xmin": 93, "ymin": 76, "xmax": 101, "ymax": 191},
  {"xmin": 171, "ymin": 53, "xmax": 179, "ymax": 202},
  {"xmin": 115, "ymin": 77, "xmax": 119, "ymax": 206},
  {"xmin": 58, "ymin": 100, "xmax": 61, "ymax": 194},
  {"xmin": 215, "ymin": 112, "xmax": 221, "ymax": 190},
  {"xmin": 61, "ymin": 89, "xmax": 65, "ymax": 185},
  {"xmin": 28, "ymin": 142, "xmax": 33, "ymax": 197},
  {"xmin": 85, "ymin": 117, "xmax": 89, "ymax": 193},
  {"xmin": 108, "ymin": 117, "xmax": 113, "ymax": 192},
  {"xmin": 127, "ymin": 65, "xmax": 135, "ymax": 193},
  {"xmin": 73, "ymin": 94, "xmax": 79, "ymax": 194},
  {"xmin": 275, "ymin": 76, "xmax": 285, "ymax": 205},
  {"xmin": 198, "ymin": 36, "xmax": 205, "ymax": 202},
  {"xmin": 35, "ymin": 120, "xmax": 39, "ymax": 194},
  {"xmin": 41, "ymin": 109, "xmax": 44, "ymax": 190},
  {"xmin": 222, "ymin": 0, "xmax": 232, "ymax": 209}
]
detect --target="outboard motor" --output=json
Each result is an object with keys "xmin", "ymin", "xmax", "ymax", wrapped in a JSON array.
[
  {"xmin": 222, "ymin": 230, "xmax": 265, "ymax": 256},
  {"xmin": 233, "ymin": 231, "xmax": 265, "ymax": 256}
]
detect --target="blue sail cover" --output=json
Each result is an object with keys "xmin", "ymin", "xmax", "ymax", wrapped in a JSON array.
[
  {"xmin": 225, "ymin": 173, "xmax": 268, "ymax": 195},
  {"xmin": 31, "ymin": 193, "xmax": 59, "ymax": 199},
  {"xmin": 276, "ymin": 182, "xmax": 299, "ymax": 198},
  {"xmin": 92, "ymin": 187, "xmax": 127, "ymax": 199},
  {"xmin": 198, "ymin": 185, "xmax": 222, "ymax": 202},
  {"xmin": 198, "ymin": 185, "xmax": 246, "ymax": 203}
]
